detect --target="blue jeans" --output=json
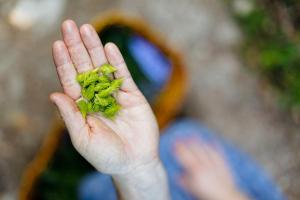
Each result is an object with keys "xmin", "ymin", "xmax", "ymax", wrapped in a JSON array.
[{"xmin": 78, "ymin": 119, "xmax": 286, "ymax": 200}]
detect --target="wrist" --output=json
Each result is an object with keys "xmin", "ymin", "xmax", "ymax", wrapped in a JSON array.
[
  {"xmin": 112, "ymin": 158, "xmax": 159, "ymax": 178},
  {"xmin": 112, "ymin": 159, "xmax": 170, "ymax": 200}
]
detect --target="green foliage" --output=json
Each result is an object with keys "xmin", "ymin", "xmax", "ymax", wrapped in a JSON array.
[
  {"xmin": 76, "ymin": 64, "xmax": 123, "ymax": 118},
  {"xmin": 232, "ymin": 0, "xmax": 300, "ymax": 108}
]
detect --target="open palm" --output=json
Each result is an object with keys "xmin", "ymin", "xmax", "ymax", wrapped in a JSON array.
[{"xmin": 50, "ymin": 20, "xmax": 159, "ymax": 175}]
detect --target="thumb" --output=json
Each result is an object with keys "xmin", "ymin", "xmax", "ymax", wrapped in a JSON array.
[{"xmin": 50, "ymin": 92, "xmax": 88, "ymax": 138}]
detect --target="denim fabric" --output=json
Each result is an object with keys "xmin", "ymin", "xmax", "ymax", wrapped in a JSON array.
[{"xmin": 78, "ymin": 118, "xmax": 286, "ymax": 200}]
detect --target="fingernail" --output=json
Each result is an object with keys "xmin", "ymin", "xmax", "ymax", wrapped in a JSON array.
[
  {"xmin": 81, "ymin": 24, "xmax": 92, "ymax": 35},
  {"xmin": 105, "ymin": 42, "xmax": 116, "ymax": 52},
  {"xmin": 63, "ymin": 20, "xmax": 75, "ymax": 33}
]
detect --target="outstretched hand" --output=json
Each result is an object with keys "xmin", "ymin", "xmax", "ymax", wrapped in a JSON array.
[
  {"xmin": 175, "ymin": 140, "xmax": 250, "ymax": 200},
  {"xmin": 50, "ymin": 20, "xmax": 160, "ymax": 175}
]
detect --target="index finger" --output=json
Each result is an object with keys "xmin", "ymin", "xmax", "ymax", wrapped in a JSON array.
[{"xmin": 52, "ymin": 40, "xmax": 81, "ymax": 99}]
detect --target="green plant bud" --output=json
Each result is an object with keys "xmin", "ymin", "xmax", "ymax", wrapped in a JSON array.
[
  {"xmin": 81, "ymin": 84, "xmax": 95, "ymax": 100},
  {"xmin": 111, "ymin": 78, "xmax": 123, "ymax": 89},
  {"xmin": 76, "ymin": 73, "xmax": 88, "ymax": 86},
  {"xmin": 100, "ymin": 64, "xmax": 117, "ymax": 75},
  {"xmin": 94, "ymin": 82, "xmax": 110, "ymax": 91},
  {"xmin": 76, "ymin": 64, "xmax": 122, "ymax": 118},
  {"xmin": 76, "ymin": 99, "xmax": 88, "ymax": 118},
  {"xmin": 95, "ymin": 95, "xmax": 115, "ymax": 107},
  {"xmin": 83, "ymin": 73, "xmax": 99, "ymax": 88},
  {"xmin": 92, "ymin": 103, "xmax": 102, "ymax": 113},
  {"xmin": 98, "ymin": 79, "xmax": 123, "ymax": 97},
  {"xmin": 87, "ymin": 101, "xmax": 94, "ymax": 112},
  {"xmin": 103, "ymin": 103, "xmax": 121, "ymax": 118},
  {"xmin": 98, "ymin": 75, "xmax": 110, "ymax": 83}
]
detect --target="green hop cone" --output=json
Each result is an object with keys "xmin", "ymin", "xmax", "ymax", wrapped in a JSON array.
[
  {"xmin": 76, "ymin": 99, "xmax": 88, "ymax": 118},
  {"xmin": 76, "ymin": 64, "xmax": 122, "ymax": 118},
  {"xmin": 97, "ymin": 78, "xmax": 123, "ymax": 97},
  {"xmin": 100, "ymin": 63, "xmax": 117, "ymax": 75},
  {"xmin": 103, "ymin": 103, "xmax": 121, "ymax": 118},
  {"xmin": 94, "ymin": 82, "xmax": 110, "ymax": 91},
  {"xmin": 81, "ymin": 84, "xmax": 95, "ymax": 100}
]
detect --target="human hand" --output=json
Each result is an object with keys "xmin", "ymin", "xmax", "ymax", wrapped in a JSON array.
[
  {"xmin": 175, "ymin": 139, "xmax": 250, "ymax": 200},
  {"xmin": 50, "ymin": 20, "xmax": 160, "ymax": 176}
]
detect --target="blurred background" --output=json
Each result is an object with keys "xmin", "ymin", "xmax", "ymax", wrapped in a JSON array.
[{"xmin": 0, "ymin": 0, "xmax": 300, "ymax": 199}]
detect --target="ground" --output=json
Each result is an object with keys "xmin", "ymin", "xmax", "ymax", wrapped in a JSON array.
[{"xmin": 0, "ymin": 0, "xmax": 299, "ymax": 199}]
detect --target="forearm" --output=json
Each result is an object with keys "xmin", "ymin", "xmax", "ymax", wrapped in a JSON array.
[{"xmin": 112, "ymin": 159, "xmax": 170, "ymax": 200}]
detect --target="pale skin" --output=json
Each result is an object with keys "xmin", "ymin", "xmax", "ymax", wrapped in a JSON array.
[
  {"xmin": 175, "ymin": 139, "xmax": 251, "ymax": 200},
  {"xmin": 50, "ymin": 20, "xmax": 169, "ymax": 200},
  {"xmin": 51, "ymin": 19, "xmax": 250, "ymax": 200}
]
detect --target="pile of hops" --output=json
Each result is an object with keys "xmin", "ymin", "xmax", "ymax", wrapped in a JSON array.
[{"xmin": 76, "ymin": 64, "xmax": 123, "ymax": 118}]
